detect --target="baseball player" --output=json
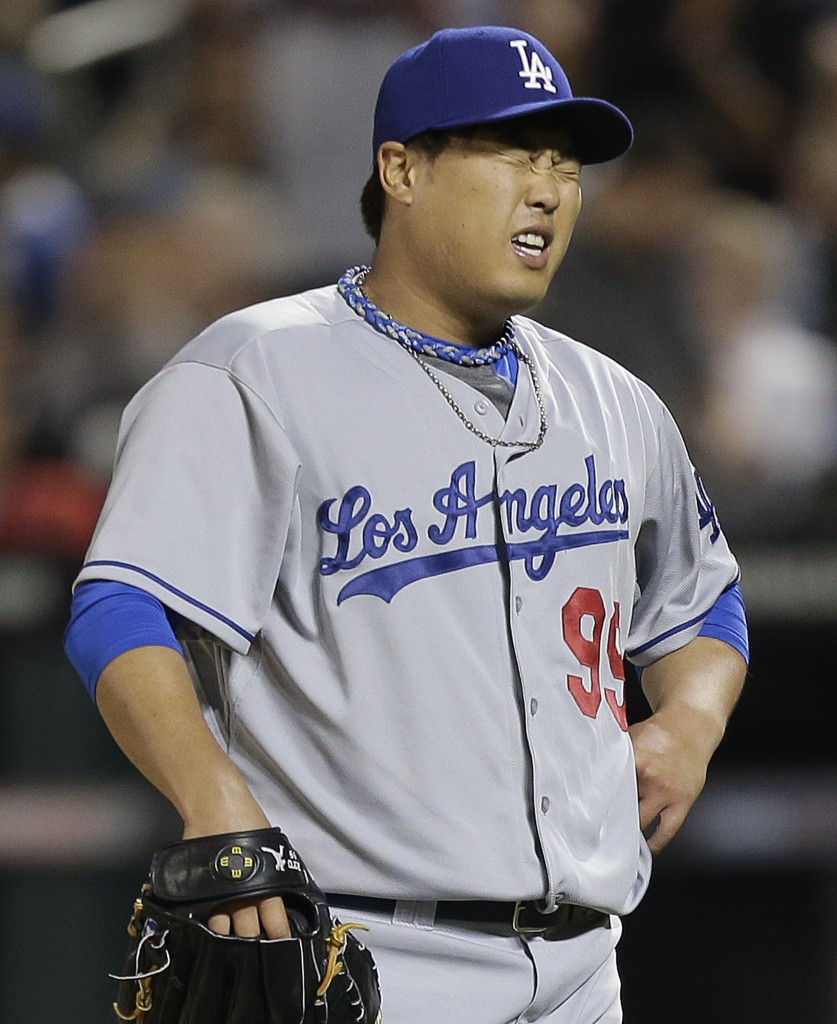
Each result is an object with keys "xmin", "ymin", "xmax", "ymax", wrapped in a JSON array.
[{"xmin": 65, "ymin": 26, "xmax": 748, "ymax": 1024}]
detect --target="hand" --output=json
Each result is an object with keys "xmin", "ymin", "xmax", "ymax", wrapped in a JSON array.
[
  {"xmin": 182, "ymin": 808, "xmax": 292, "ymax": 939},
  {"xmin": 629, "ymin": 703, "xmax": 720, "ymax": 854}
]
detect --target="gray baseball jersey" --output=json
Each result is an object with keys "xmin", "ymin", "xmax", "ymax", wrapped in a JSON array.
[{"xmin": 77, "ymin": 283, "xmax": 739, "ymax": 916}]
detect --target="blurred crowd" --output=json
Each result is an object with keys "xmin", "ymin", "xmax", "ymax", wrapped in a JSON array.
[{"xmin": 0, "ymin": 0, "xmax": 836, "ymax": 620}]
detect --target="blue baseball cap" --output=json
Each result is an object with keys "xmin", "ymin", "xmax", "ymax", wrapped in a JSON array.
[{"xmin": 373, "ymin": 26, "xmax": 633, "ymax": 165}]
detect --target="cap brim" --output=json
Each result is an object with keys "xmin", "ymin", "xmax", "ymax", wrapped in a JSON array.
[
  {"xmin": 425, "ymin": 96, "xmax": 633, "ymax": 165},
  {"xmin": 539, "ymin": 98, "xmax": 634, "ymax": 164}
]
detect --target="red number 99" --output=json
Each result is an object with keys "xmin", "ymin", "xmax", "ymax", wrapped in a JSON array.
[{"xmin": 561, "ymin": 586, "xmax": 628, "ymax": 730}]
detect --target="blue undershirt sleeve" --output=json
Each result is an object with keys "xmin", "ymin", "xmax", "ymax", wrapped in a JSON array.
[
  {"xmin": 64, "ymin": 579, "xmax": 184, "ymax": 701},
  {"xmin": 698, "ymin": 582, "xmax": 749, "ymax": 664}
]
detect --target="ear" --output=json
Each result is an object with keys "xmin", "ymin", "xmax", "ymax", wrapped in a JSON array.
[{"xmin": 376, "ymin": 142, "xmax": 417, "ymax": 207}]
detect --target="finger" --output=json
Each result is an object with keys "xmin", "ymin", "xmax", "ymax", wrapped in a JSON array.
[
  {"xmin": 641, "ymin": 811, "xmax": 661, "ymax": 842},
  {"xmin": 646, "ymin": 806, "xmax": 687, "ymax": 854},
  {"xmin": 638, "ymin": 796, "xmax": 660, "ymax": 832},
  {"xmin": 259, "ymin": 896, "xmax": 292, "ymax": 939},
  {"xmin": 231, "ymin": 903, "xmax": 262, "ymax": 938},
  {"xmin": 637, "ymin": 789, "xmax": 666, "ymax": 833},
  {"xmin": 208, "ymin": 911, "xmax": 232, "ymax": 935}
]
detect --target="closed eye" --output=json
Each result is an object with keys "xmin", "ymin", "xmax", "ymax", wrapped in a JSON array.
[
  {"xmin": 461, "ymin": 134, "xmax": 582, "ymax": 175},
  {"xmin": 495, "ymin": 147, "xmax": 532, "ymax": 167},
  {"xmin": 497, "ymin": 147, "xmax": 580, "ymax": 174},
  {"xmin": 532, "ymin": 150, "xmax": 581, "ymax": 173}
]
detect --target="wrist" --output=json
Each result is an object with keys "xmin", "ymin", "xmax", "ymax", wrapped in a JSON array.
[
  {"xmin": 650, "ymin": 700, "xmax": 727, "ymax": 759},
  {"xmin": 178, "ymin": 774, "xmax": 270, "ymax": 838}
]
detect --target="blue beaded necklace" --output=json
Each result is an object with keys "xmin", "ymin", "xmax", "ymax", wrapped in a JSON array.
[{"xmin": 338, "ymin": 265, "xmax": 514, "ymax": 366}]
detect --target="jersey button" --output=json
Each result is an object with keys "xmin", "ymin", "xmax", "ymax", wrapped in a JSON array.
[
  {"xmin": 541, "ymin": 796, "xmax": 551, "ymax": 814},
  {"xmin": 474, "ymin": 399, "xmax": 490, "ymax": 415},
  {"xmin": 515, "ymin": 595, "xmax": 523, "ymax": 614},
  {"xmin": 530, "ymin": 698, "xmax": 539, "ymax": 716}
]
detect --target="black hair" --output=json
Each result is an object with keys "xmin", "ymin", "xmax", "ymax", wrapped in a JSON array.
[{"xmin": 359, "ymin": 129, "xmax": 457, "ymax": 244}]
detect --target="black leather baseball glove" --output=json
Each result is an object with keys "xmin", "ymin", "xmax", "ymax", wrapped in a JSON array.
[{"xmin": 111, "ymin": 827, "xmax": 381, "ymax": 1024}]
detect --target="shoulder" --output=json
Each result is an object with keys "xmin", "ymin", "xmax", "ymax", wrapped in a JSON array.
[
  {"xmin": 513, "ymin": 314, "xmax": 665, "ymax": 411},
  {"xmin": 168, "ymin": 284, "xmax": 354, "ymax": 373},
  {"xmin": 121, "ymin": 284, "xmax": 358, "ymax": 427}
]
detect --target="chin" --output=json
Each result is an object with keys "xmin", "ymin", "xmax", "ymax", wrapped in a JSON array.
[
  {"xmin": 473, "ymin": 265, "xmax": 555, "ymax": 323},
  {"xmin": 501, "ymin": 278, "xmax": 553, "ymax": 316}
]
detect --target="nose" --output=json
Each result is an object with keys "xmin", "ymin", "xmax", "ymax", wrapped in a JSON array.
[{"xmin": 525, "ymin": 166, "xmax": 562, "ymax": 214}]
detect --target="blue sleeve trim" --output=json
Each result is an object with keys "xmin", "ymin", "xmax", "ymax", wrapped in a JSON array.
[
  {"xmin": 630, "ymin": 580, "xmax": 749, "ymax": 675},
  {"xmin": 627, "ymin": 607, "xmax": 711, "ymax": 658},
  {"xmin": 697, "ymin": 582, "xmax": 749, "ymax": 663},
  {"xmin": 627, "ymin": 572, "xmax": 742, "ymax": 660},
  {"xmin": 64, "ymin": 579, "xmax": 185, "ymax": 701},
  {"xmin": 83, "ymin": 559, "xmax": 255, "ymax": 644}
]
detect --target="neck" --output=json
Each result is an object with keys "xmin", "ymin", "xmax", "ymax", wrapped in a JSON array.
[{"xmin": 362, "ymin": 259, "xmax": 507, "ymax": 349}]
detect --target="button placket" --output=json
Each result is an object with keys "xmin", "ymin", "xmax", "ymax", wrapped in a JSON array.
[{"xmin": 497, "ymin": 456, "xmax": 561, "ymax": 899}]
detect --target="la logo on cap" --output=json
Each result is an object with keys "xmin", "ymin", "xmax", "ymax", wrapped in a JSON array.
[
  {"xmin": 371, "ymin": 26, "xmax": 634, "ymax": 165},
  {"xmin": 509, "ymin": 39, "xmax": 557, "ymax": 94}
]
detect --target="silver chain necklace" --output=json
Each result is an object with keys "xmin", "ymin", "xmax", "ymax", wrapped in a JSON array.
[
  {"xmin": 337, "ymin": 265, "xmax": 548, "ymax": 452},
  {"xmin": 408, "ymin": 345, "xmax": 548, "ymax": 451}
]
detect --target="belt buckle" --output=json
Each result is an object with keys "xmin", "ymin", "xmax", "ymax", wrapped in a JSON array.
[{"xmin": 512, "ymin": 900, "xmax": 551, "ymax": 935}]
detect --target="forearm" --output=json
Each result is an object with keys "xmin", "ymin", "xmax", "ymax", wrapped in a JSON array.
[
  {"xmin": 641, "ymin": 636, "xmax": 747, "ymax": 756},
  {"xmin": 96, "ymin": 645, "xmax": 270, "ymax": 837},
  {"xmin": 97, "ymin": 644, "xmax": 290, "ymax": 937}
]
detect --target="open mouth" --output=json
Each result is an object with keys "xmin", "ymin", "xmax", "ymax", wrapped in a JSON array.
[{"xmin": 511, "ymin": 231, "xmax": 551, "ymax": 266}]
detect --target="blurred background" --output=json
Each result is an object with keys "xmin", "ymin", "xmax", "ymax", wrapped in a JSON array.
[{"xmin": 0, "ymin": 0, "xmax": 835, "ymax": 1020}]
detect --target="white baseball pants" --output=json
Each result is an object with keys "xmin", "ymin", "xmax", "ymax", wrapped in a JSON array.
[{"xmin": 330, "ymin": 899, "xmax": 623, "ymax": 1023}]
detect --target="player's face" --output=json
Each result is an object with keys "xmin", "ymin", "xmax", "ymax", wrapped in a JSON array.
[{"xmin": 405, "ymin": 117, "xmax": 582, "ymax": 331}]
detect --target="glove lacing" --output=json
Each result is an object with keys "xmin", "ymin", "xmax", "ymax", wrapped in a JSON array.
[
  {"xmin": 110, "ymin": 890, "xmax": 171, "ymax": 1021},
  {"xmin": 315, "ymin": 922, "xmax": 369, "ymax": 999}
]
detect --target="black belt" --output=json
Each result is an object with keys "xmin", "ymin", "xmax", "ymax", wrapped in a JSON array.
[{"xmin": 327, "ymin": 895, "xmax": 608, "ymax": 937}]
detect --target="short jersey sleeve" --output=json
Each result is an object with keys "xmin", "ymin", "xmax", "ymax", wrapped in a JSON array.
[
  {"xmin": 626, "ymin": 397, "xmax": 740, "ymax": 666},
  {"xmin": 76, "ymin": 360, "xmax": 301, "ymax": 653}
]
